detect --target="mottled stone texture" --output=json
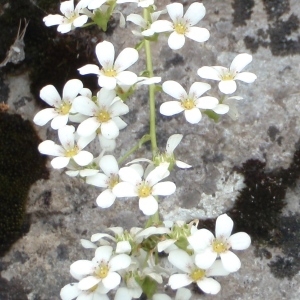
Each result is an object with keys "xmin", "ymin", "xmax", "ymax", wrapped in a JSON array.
[{"xmin": 0, "ymin": 0, "xmax": 300, "ymax": 299}]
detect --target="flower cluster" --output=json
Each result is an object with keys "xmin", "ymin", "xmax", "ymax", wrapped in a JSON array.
[
  {"xmin": 36, "ymin": 0, "xmax": 256, "ymax": 298},
  {"xmin": 61, "ymin": 214, "xmax": 250, "ymax": 299}
]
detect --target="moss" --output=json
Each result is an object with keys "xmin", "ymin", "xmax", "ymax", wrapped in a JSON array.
[{"xmin": 0, "ymin": 112, "xmax": 48, "ymax": 257}]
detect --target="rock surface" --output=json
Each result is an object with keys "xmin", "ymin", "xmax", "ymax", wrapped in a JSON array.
[{"xmin": 0, "ymin": 0, "xmax": 299, "ymax": 299}]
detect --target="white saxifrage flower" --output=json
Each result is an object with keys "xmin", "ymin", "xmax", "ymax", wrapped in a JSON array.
[
  {"xmin": 38, "ymin": 125, "xmax": 93, "ymax": 169},
  {"xmin": 70, "ymin": 245, "xmax": 131, "ymax": 291},
  {"xmin": 86, "ymin": 155, "xmax": 120, "ymax": 208},
  {"xmin": 188, "ymin": 214, "xmax": 251, "ymax": 272},
  {"xmin": 78, "ymin": 41, "xmax": 139, "ymax": 90},
  {"xmin": 168, "ymin": 249, "xmax": 229, "ymax": 294},
  {"xmin": 33, "ymin": 79, "xmax": 83, "ymax": 130},
  {"xmin": 60, "ymin": 282, "xmax": 109, "ymax": 300},
  {"xmin": 73, "ymin": 88, "xmax": 129, "ymax": 139},
  {"xmin": 43, "ymin": 0, "xmax": 91, "ymax": 33},
  {"xmin": 160, "ymin": 81, "xmax": 218, "ymax": 124},
  {"xmin": 127, "ymin": 10, "xmax": 166, "ymax": 37},
  {"xmin": 151, "ymin": 2, "xmax": 210, "ymax": 50},
  {"xmin": 113, "ymin": 163, "xmax": 176, "ymax": 215},
  {"xmin": 197, "ymin": 53, "xmax": 257, "ymax": 94}
]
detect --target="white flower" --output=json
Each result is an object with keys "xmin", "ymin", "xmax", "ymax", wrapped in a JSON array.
[
  {"xmin": 157, "ymin": 220, "xmax": 197, "ymax": 253},
  {"xmin": 38, "ymin": 125, "xmax": 93, "ymax": 169},
  {"xmin": 197, "ymin": 53, "xmax": 257, "ymax": 94},
  {"xmin": 78, "ymin": 41, "xmax": 139, "ymax": 90},
  {"xmin": 168, "ymin": 249, "xmax": 229, "ymax": 294},
  {"xmin": 160, "ymin": 81, "xmax": 218, "ymax": 124},
  {"xmin": 113, "ymin": 163, "xmax": 176, "ymax": 215},
  {"xmin": 117, "ymin": 0, "xmax": 154, "ymax": 8},
  {"xmin": 43, "ymin": 0, "xmax": 90, "ymax": 33},
  {"xmin": 127, "ymin": 10, "xmax": 165, "ymax": 37},
  {"xmin": 86, "ymin": 155, "xmax": 120, "ymax": 208},
  {"xmin": 33, "ymin": 79, "xmax": 83, "ymax": 130},
  {"xmin": 86, "ymin": 0, "xmax": 108, "ymax": 10},
  {"xmin": 153, "ymin": 288, "xmax": 192, "ymax": 300},
  {"xmin": 188, "ymin": 214, "xmax": 251, "ymax": 272},
  {"xmin": 151, "ymin": 2, "xmax": 209, "ymax": 50},
  {"xmin": 60, "ymin": 282, "xmax": 109, "ymax": 300},
  {"xmin": 70, "ymin": 245, "xmax": 131, "ymax": 291},
  {"xmin": 73, "ymin": 88, "xmax": 129, "ymax": 139}
]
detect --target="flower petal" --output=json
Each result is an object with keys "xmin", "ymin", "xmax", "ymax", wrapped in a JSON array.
[
  {"xmin": 98, "ymin": 75, "xmax": 117, "ymax": 90},
  {"xmin": 63, "ymin": 79, "xmax": 83, "ymax": 100},
  {"xmin": 169, "ymin": 274, "xmax": 193, "ymax": 289},
  {"xmin": 116, "ymin": 71, "xmax": 138, "ymax": 86},
  {"xmin": 160, "ymin": 101, "xmax": 184, "ymax": 116},
  {"xmin": 197, "ymin": 277, "xmax": 220, "ymax": 294},
  {"xmin": 184, "ymin": 2, "xmax": 206, "ymax": 25},
  {"xmin": 78, "ymin": 276, "xmax": 101, "ymax": 290},
  {"xmin": 175, "ymin": 160, "xmax": 192, "ymax": 169},
  {"xmin": 184, "ymin": 108, "xmax": 201, "ymax": 124},
  {"xmin": 151, "ymin": 20, "xmax": 173, "ymax": 33},
  {"xmin": 220, "ymin": 251, "xmax": 241, "ymax": 272},
  {"xmin": 78, "ymin": 64, "xmax": 100, "ymax": 75},
  {"xmin": 139, "ymin": 196, "xmax": 158, "ymax": 215},
  {"xmin": 166, "ymin": 134, "xmax": 183, "ymax": 154},
  {"xmin": 235, "ymin": 72, "xmax": 257, "ymax": 83},
  {"xmin": 218, "ymin": 80, "xmax": 237, "ymax": 94},
  {"xmin": 152, "ymin": 181, "xmax": 176, "ymax": 196},
  {"xmin": 188, "ymin": 229, "xmax": 214, "ymax": 252},
  {"xmin": 206, "ymin": 260, "xmax": 230, "ymax": 277},
  {"xmin": 96, "ymin": 189, "xmax": 116, "ymax": 208},
  {"xmin": 102, "ymin": 272, "xmax": 120, "ymax": 290},
  {"xmin": 228, "ymin": 232, "xmax": 251, "ymax": 250},
  {"xmin": 101, "ymin": 120, "xmax": 120, "ymax": 139},
  {"xmin": 215, "ymin": 214, "xmax": 233, "ymax": 238},
  {"xmin": 73, "ymin": 15, "xmax": 88, "ymax": 27},
  {"xmin": 38, "ymin": 140, "xmax": 63, "ymax": 156},
  {"xmin": 168, "ymin": 32, "xmax": 185, "ymax": 50},
  {"xmin": 197, "ymin": 67, "xmax": 221, "ymax": 81},
  {"xmin": 168, "ymin": 249, "xmax": 193, "ymax": 272},
  {"xmin": 77, "ymin": 117, "xmax": 100, "ymax": 137},
  {"xmin": 163, "ymin": 81, "xmax": 187, "ymax": 100},
  {"xmin": 40, "ymin": 85, "xmax": 61, "ymax": 107},
  {"xmin": 70, "ymin": 260, "xmax": 94, "ymax": 278},
  {"xmin": 119, "ymin": 166, "xmax": 142, "ymax": 184},
  {"xmin": 127, "ymin": 13, "xmax": 146, "ymax": 27},
  {"xmin": 60, "ymin": 283, "xmax": 81, "ymax": 300},
  {"xmin": 167, "ymin": 3, "xmax": 183, "ymax": 22},
  {"xmin": 51, "ymin": 156, "xmax": 70, "ymax": 169},
  {"xmin": 212, "ymin": 104, "xmax": 229, "ymax": 114},
  {"xmin": 51, "ymin": 114, "xmax": 69, "ymax": 129},
  {"xmin": 230, "ymin": 53, "xmax": 252, "ymax": 72},
  {"xmin": 33, "ymin": 108, "xmax": 58, "ymax": 126},
  {"xmin": 43, "ymin": 14, "xmax": 63, "ymax": 26},
  {"xmin": 189, "ymin": 82, "xmax": 211, "ymax": 98},
  {"xmin": 100, "ymin": 155, "xmax": 119, "ymax": 175},
  {"xmin": 109, "ymin": 254, "xmax": 131, "ymax": 271},
  {"xmin": 114, "ymin": 48, "xmax": 138, "ymax": 72},
  {"xmin": 95, "ymin": 245, "xmax": 113, "ymax": 262},
  {"xmin": 195, "ymin": 249, "xmax": 217, "ymax": 269},
  {"xmin": 96, "ymin": 41, "xmax": 115, "ymax": 69},
  {"xmin": 185, "ymin": 27, "xmax": 210, "ymax": 43},
  {"xmin": 196, "ymin": 96, "xmax": 218, "ymax": 109},
  {"xmin": 113, "ymin": 182, "xmax": 137, "ymax": 197},
  {"xmin": 73, "ymin": 151, "xmax": 93, "ymax": 166}
]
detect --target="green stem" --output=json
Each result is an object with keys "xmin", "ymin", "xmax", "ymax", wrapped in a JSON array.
[
  {"xmin": 117, "ymin": 134, "xmax": 151, "ymax": 165},
  {"xmin": 143, "ymin": 8, "xmax": 157, "ymax": 155}
]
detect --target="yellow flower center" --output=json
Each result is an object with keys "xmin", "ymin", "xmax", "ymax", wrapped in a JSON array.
[
  {"xmin": 103, "ymin": 68, "xmax": 117, "ymax": 77},
  {"xmin": 57, "ymin": 101, "xmax": 72, "ymax": 115},
  {"xmin": 212, "ymin": 239, "xmax": 228, "ymax": 253},
  {"xmin": 221, "ymin": 72, "xmax": 235, "ymax": 81},
  {"xmin": 181, "ymin": 99, "xmax": 195, "ymax": 110},
  {"xmin": 174, "ymin": 23, "xmax": 187, "ymax": 35},
  {"xmin": 108, "ymin": 174, "xmax": 119, "ymax": 190},
  {"xmin": 137, "ymin": 183, "xmax": 152, "ymax": 198},
  {"xmin": 97, "ymin": 110, "xmax": 111, "ymax": 123},
  {"xmin": 94, "ymin": 263, "xmax": 109, "ymax": 279},
  {"xmin": 190, "ymin": 268, "xmax": 206, "ymax": 281},
  {"xmin": 65, "ymin": 146, "xmax": 78, "ymax": 157}
]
